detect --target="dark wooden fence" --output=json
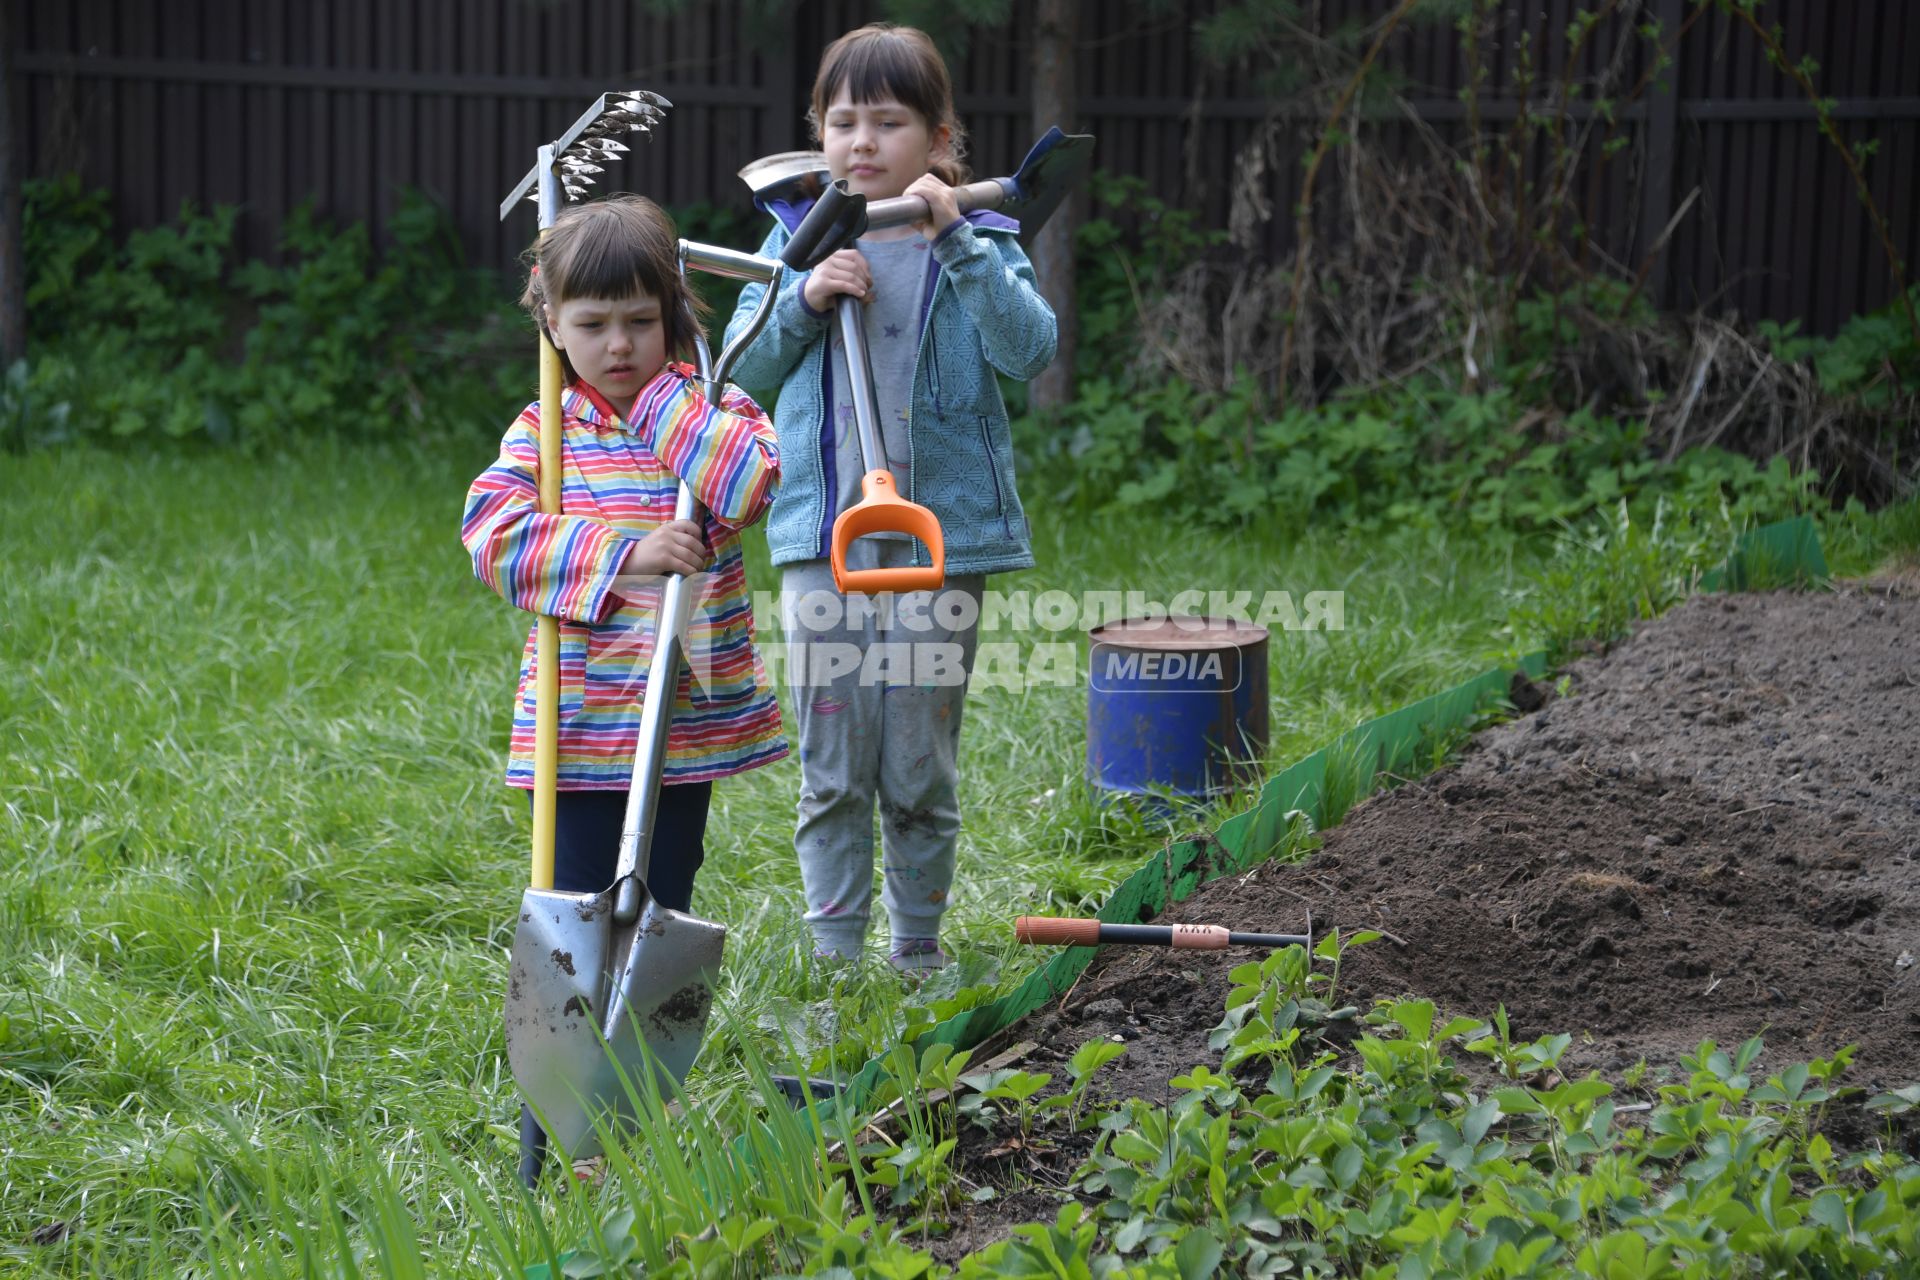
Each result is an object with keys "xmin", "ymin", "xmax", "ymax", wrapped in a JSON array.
[{"xmin": 12, "ymin": 0, "xmax": 1917, "ymax": 333}]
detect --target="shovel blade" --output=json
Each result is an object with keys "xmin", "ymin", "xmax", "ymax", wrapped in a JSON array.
[
  {"xmin": 505, "ymin": 885, "xmax": 725, "ymax": 1160},
  {"xmin": 1004, "ymin": 127, "xmax": 1096, "ymax": 246}
]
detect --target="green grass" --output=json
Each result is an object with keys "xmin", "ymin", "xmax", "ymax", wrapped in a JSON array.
[{"xmin": 0, "ymin": 440, "xmax": 1900, "ymax": 1275}]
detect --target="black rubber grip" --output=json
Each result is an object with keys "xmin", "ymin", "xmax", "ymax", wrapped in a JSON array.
[
  {"xmin": 1227, "ymin": 931, "xmax": 1312, "ymax": 948},
  {"xmin": 1098, "ymin": 924, "xmax": 1174, "ymax": 946},
  {"xmin": 781, "ymin": 180, "xmax": 868, "ymax": 271}
]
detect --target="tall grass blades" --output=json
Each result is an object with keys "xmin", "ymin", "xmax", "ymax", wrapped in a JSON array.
[{"xmin": 3, "ymin": 441, "xmax": 1897, "ymax": 1274}]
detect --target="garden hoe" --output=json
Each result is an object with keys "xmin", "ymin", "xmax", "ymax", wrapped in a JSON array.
[
  {"xmin": 498, "ymin": 99, "xmax": 865, "ymax": 1187},
  {"xmin": 737, "ymin": 126, "xmax": 1095, "ymax": 595}
]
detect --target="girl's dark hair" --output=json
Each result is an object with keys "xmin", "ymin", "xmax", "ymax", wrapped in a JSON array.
[
  {"xmin": 809, "ymin": 24, "xmax": 970, "ymax": 186},
  {"xmin": 518, "ymin": 194, "xmax": 706, "ymax": 380}
]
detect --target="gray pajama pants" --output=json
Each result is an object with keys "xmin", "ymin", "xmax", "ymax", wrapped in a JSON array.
[{"xmin": 781, "ymin": 540, "xmax": 985, "ymax": 959}]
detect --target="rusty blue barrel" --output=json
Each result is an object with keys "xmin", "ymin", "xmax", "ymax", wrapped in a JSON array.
[{"xmin": 1086, "ymin": 616, "xmax": 1269, "ymax": 803}]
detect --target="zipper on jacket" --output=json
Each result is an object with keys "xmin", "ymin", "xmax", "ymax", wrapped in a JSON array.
[
  {"xmin": 978, "ymin": 415, "xmax": 1012, "ymax": 535},
  {"xmin": 904, "ymin": 260, "xmax": 943, "ymax": 568},
  {"xmin": 817, "ymin": 345, "xmax": 837, "ymax": 559}
]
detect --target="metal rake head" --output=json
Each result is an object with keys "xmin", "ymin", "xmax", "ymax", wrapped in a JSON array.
[
  {"xmin": 553, "ymin": 92, "xmax": 670, "ymax": 202},
  {"xmin": 499, "ymin": 91, "xmax": 672, "ymax": 220}
]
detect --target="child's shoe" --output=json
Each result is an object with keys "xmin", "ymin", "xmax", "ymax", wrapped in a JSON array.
[
  {"xmin": 811, "ymin": 940, "xmax": 858, "ymax": 971},
  {"xmin": 888, "ymin": 937, "xmax": 948, "ymax": 974}
]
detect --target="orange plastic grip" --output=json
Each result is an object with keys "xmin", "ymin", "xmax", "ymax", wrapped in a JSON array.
[
  {"xmin": 1015, "ymin": 916, "xmax": 1102, "ymax": 946},
  {"xmin": 830, "ymin": 470, "xmax": 946, "ymax": 595}
]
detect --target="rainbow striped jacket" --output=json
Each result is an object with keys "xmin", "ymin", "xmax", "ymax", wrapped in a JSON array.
[{"xmin": 462, "ymin": 364, "xmax": 788, "ymax": 789}]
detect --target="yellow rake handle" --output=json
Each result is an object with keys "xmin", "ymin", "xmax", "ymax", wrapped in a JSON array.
[{"xmin": 530, "ymin": 320, "xmax": 564, "ymax": 892}]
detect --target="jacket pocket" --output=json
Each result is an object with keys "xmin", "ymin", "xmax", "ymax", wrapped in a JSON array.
[
  {"xmin": 684, "ymin": 632, "xmax": 758, "ymax": 707},
  {"xmin": 521, "ymin": 627, "xmax": 589, "ymax": 719},
  {"xmin": 977, "ymin": 416, "xmax": 1012, "ymax": 531}
]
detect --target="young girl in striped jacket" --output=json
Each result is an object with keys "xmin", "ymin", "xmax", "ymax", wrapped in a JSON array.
[{"xmin": 462, "ymin": 195, "xmax": 786, "ymax": 912}]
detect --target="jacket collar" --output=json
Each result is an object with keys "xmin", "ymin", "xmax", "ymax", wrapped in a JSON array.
[{"xmin": 563, "ymin": 363, "xmax": 694, "ymax": 432}]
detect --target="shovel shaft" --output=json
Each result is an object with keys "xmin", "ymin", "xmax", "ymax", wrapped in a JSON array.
[
  {"xmin": 834, "ymin": 296, "xmax": 888, "ymax": 472},
  {"xmin": 828, "ymin": 295, "xmax": 947, "ymax": 593},
  {"xmin": 611, "ymin": 479, "xmax": 697, "ymax": 922},
  {"xmin": 612, "ymin": 245, "xmax": 786, "ymax": 926},
  {"xmin": 606, "ymin": 252, "xmax": 784, "ymax": 1016},
  {"xmin": 862, "ymin": 177, "xmax": 1016, "ymax": 233}
]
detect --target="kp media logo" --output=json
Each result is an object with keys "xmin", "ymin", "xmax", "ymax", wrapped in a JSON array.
[{"xmin": 1090, "ymin": 643, "xmax": 1242, "ymax": 693}]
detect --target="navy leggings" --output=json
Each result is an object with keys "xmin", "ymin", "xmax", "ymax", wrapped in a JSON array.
[{"xmin": 532, "ymin": 782, "xmax": 712, "ymax": 912}]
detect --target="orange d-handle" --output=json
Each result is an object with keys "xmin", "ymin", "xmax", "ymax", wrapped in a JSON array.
[{"xmin": 830, "ymin": 470, "xmax": 946, "ymax": 594}]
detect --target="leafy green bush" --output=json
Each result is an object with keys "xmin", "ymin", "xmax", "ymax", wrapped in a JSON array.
[
  {"xmin": 20, "ymin": 177, "xmax": 526, "ymax": 448},
  {"xmin": 1056, "ymin": 994, "xmax": 1919, "ymax": 1278},
  {"xmin": 1022, "ymin": 161, "xmax": 1908, "ymax": 539},
  {"xmin": 539, "ymin": 933, "xmax": 1918, "ymax": 1277},
  {"xmin": 0, "ymin": 358, "xmax": 72, "ymax": 454},
  {"xmin": 1758, "ymin": 287, "xmax": 1920, "ymax": 407},
  {"xmin": 1016, "ymin": 368, "xmax": 1816, "ymax": 537},
  {"xmin": 14, "ymin": 180, "xmax": 848, "ymax": 454}
]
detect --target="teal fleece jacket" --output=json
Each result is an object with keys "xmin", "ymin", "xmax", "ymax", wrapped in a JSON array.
[{"xmin": 723, "ymin": 208, "xmax": 1056, "ymax": 575}]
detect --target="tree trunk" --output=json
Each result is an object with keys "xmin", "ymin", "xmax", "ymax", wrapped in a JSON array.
[
  {"xmin": 0, "ymin": 2, "xmax": 25, "ymax": 368},
  {"xmin": 1027, "ymin": 0, "xmax": 1077, "ymax": 413}
]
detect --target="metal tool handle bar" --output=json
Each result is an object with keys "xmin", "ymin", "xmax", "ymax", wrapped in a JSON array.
[
  {"xmin": 1015, "ymin": 917, "xmax": 1310, "ymax": 950},
  {"xmin": 611, "ymin": 262, "xmax": 785, "ymax": 925},
  {"xmin": 610, "ymin": 476, "xmax": 698, "ymax": 927},
  {"xmin": 680, "ymin": 241, "xmax": 782, "ymax": 284},
  {"xmin": 780, "ymin": 180, "xmax": 868, "ymax": 270},
  {"xmin": 710, "ymin": 262, "xmax": 786, "ymax": 384},
  {"xmin": 836, "ymin": 295, "xmax": 888, "ymax": 475},
  {"xmin": 862, "ymin": 177, "xmax": 1017, "ymax": 233}
]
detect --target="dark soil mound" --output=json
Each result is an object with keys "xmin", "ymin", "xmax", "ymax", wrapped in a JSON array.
[
  {"xmin": 924, "ymin": 581, "xmax": 1919, "ymax": 1258},
  {"xmin": 1056, "ymin": 582, "xmax": 1919, "ymax": 1098}
]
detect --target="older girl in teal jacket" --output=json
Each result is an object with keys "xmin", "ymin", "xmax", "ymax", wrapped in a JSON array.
[{"xmin": 724, "ymin": 23, "xmax": 1056, "ymax": 971}]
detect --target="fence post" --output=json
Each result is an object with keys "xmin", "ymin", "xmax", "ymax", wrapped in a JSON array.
[
  {"xmin": 0, "ymin": 1, "xmax": 24, "ymax": 367},
  {"xmin": 1027, "ymin": 0, "xmax": 1078, "ymax": 413},
  {"xmin": 761, "ymin": 3, "xmax": 798, "ymax": 157},
  {"xmin": 1637, "ymin": 0, "xmax": 1684, "ymax": 309}
]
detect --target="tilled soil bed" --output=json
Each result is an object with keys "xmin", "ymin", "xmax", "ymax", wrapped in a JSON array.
[{"xmin": 927, "ymin": 580, "xmax": 1918, "ymax": 1259}]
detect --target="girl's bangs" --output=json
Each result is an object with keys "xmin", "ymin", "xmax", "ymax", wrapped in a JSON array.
[
  {"xmin": 556, "ymin": 226, "xmax": 671, "ymax": 304},
  {"xmin": 821, "ymin": 36, "xmax": 942, "ymax": 117}
]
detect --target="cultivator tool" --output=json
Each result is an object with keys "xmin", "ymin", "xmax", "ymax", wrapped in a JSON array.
[{"xmin": 1015, "ymin": 916, "xmax": 1311, "ymax": 951}]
